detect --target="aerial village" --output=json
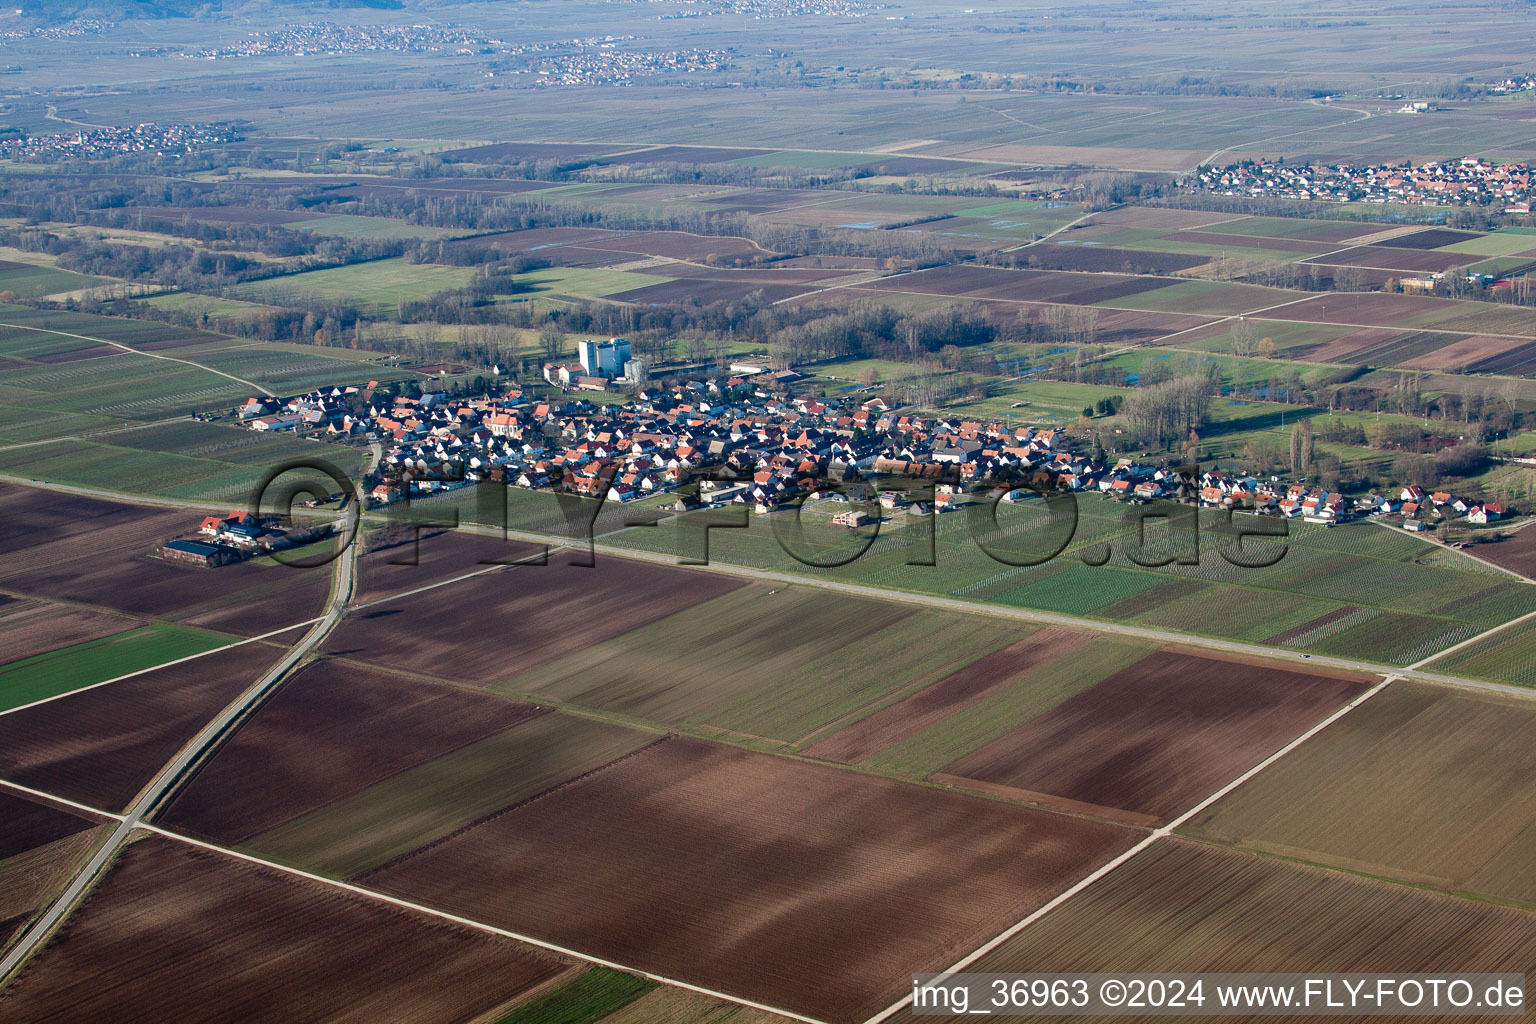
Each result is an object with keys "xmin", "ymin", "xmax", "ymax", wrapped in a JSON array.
[{"xmin": 157, "ymin": 334, "xmax": 1514, "ymax": 567}]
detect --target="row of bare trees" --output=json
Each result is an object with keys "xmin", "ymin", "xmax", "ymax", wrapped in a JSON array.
[{"xmin": 1120, "ymin": 374, "xmax": 1215, "ymax": 448}]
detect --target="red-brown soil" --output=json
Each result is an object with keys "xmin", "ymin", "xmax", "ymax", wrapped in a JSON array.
[
  {"xmin": 1377, "ymin": 228, "xmax": 1483, "ymax": 249},
  {"xmin": 880, "ymin": 838, "xmax": 1536, "ymax": 1023},
  {"xmin": 1258, "ymin": 292, "xmax": 1460, "ymax": 327},
  {"xmin": 361, "ymin": 736, "xmax": 1137, "ymax": 1024},
  {"xmin": 0, "ymin": 790, "xmax": 103, "ymax": 861},
  {"xmin": 945, "ymin": 650, "xmax": 1367, "ymax": 822},
  {"xmin": 1461, "ymin": 526, "xmax": 1536, "ymax": 579},
  {"xmin": 159, "ymin": 660, "xmax": 545, "ymax": 845},
  {"xmin": 0, "ymin": 837, "xmax": 568, "ymax": 1024},
  {"xmin": 0, "ymin": 601, "xmax": 141, "ymax": 667},
  {"xmin": 0, "ymin": 641, "xmax": 286, "ymax": 811},
  {"xmin": 1400, "ymin": 334, "xmax": 1533, "ymax": 371},
  {"xmin": 355, "ymin": 527, "xmax": 546, "ymax": 604},
  {"xmin": 806, "ymin": 628, "xmax": 1092, "ymax": 764},
  {"xmin": 1310, "ymin": 245, "xmax": 1473, "ymax": 273},
  {"xmin": 326, "ymin": 550, "xmax": 745, "ymax": 684}
]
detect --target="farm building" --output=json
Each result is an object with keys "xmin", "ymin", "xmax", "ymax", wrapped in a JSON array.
[{"xmin": 160, "ymin": 539, "xmax": 240, "ymax": 567}]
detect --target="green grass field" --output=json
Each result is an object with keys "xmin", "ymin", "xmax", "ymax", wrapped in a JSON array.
[
  {"xmin": 0, "ymin": 623, "xmax": 232, "ymax": 713},
  {"xmin": 143, "ymin": 292, "xmax": 281, "ymax": 319},
  {"xmin": 601, "ymin": 493, "xmax": 1531, "ymax": 666},
  {"xmin": 0, "ymin": 426, "xmax": 366, "ymax": 502},
  {"xmin": 512, "ymin": 267, "xmax": 675, "ymax": 300},
  {"xmin": 1188, "ymin": 216, "xmax": 1379, "ymax": 241},
  {"xmin": 1420, "ymin": 616, "xmax": 1536, "ymax": 687},
  {"xmin": 1434, "ymin": 232, "xmax": 1536, "ymax": 257},
  {"xmin": 0, "ymin": 260, "xmax": 110, "ymax": 299},
  {"xmin": 492, "ymin": 967, "xmax": 657, "ymax": 1024},
  {"xmin": 232, "ymin": 260, "xmax": 478, "ymax": 314}
]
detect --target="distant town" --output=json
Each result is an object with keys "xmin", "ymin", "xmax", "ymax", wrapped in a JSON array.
[
  {"xmin": 504, "ymin": 47, "xmax": 734, "ymax": 86},
  {"xmin": 178, "ymin": 23, "xmax": 508, "ymax": 60},
  {"xmin": 0, "ymin": 123, "xmax": 240, "ymax": 162},
  {"xmin": 1190, "ymin": 156, "xmax": 1536, "ymax": 211},
  {"xmin": 645, "ymin": 0, "xmax": 892, "ymax": 18}
]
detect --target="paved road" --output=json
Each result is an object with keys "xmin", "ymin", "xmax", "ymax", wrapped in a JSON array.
[{"xmin": 0, "ymin": 450, "xmax": 370, "ymax": 986}]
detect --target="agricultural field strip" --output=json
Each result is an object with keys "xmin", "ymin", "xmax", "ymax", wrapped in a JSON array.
[
  {"xmin": 1368, "ymin": 518, "xmax": 1533, "ymax": 585},
  {"xmin": 1415, "ymin": 601, "xmax": 1536, "ymax": 674},
  {"xmin": 0, "ymin": 416, "xmax": 195, "ymax": 454},
  {"xmin": 0, "ymin": 321, "xmax": 274, "ymax": 397},
  {"xmin": 1198, "ymin": 99, "xmax": 1376, "ymax": 169},
  {"xmin": 0, "ymin": 619, "xmax": 317, "ymax": 721},
  {"xmin": 0, "ymin": 767, "xmax": 826, "ymax": 1022},
  {"xmin": 1288, "ymin": 233, "xmax": 1422, "ymax": 268},
  {"xmin": 1253, "ymin": 309, "xmax": 1536, "ymax": 340},
  {"xmin": 0, "ymin": 543, "xmax": 1528, "ymax": 1019},
  {"xmin": 378, "ymin": 515, "xmax": 1536, "ymax": 704},
  {"xmin": 1135, "ymin": 290, "xmax": 1345, "ymax": 350},
  {"xmin": 143, "ymin": 822, "xmax": 832, "ymax": 1024},
  {"xmin": 0, "ymin": 472, "xmax": 347, "ymax": 515}
]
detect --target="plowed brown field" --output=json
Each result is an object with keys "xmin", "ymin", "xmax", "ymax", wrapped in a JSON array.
[
  {"xmin": 944, "ymin": 650, "xmax": 1366, "ymax": 822},
  {"xmin": 805, "ymin": 627, "xmax": 1091, "ymax": 764},
  {"xmin": 325, "ymin": 550, "xmax": 744, "ymax": 684},
  {"xmin": 159, "ymin": 660, "xmax": 545, "ymax": 845},
  {"xmin": 0, "ymin": 483, "xmax": 331, "ymax": 636},
  {"xmin": 362, "ymin": 736, "xmax": 1137, "ymax": 1024},
  {"xmin": 0, "ymin": 641, "xmax": 286, "ymax": 811},
  {"xmin": 880, "ymin": 839, "xmax": 1536, "ymax": 1023},
  {"xmin": 0, "ymin": 837, "xmax": 568, "ymax": 1024}
]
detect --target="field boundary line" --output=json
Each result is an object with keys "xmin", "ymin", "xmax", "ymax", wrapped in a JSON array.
[
  {"xmin": 136, "ymin": 823, "xmax": 833, "ymax": 1024},
  {"xmin": 0, "ymin": 618, "xmax": 320, "ymax": 721},
  {"xmin": 350, "ymin": 549, "xmax": 549, "ymax": 611},
  {"xmin": 0, "ymin": 321, "xmax": 274, "ymax": 397},
  {"xmin": 0, "ymin": 778, "xmax": 126, "ymax": 822},
  {"xmin": 860, "ymin": 672, "xmax": 1400, "ymax": 1024},
  {"xmin": 1197, "ymin": 99, "xmax": 1373, "ymax": 169}
]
